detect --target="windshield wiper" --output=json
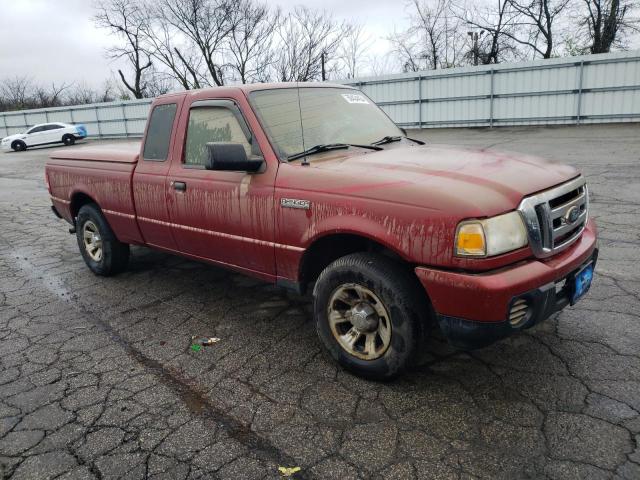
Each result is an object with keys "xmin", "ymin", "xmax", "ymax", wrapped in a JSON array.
[
  {"xmin": 371, "ymin": 135, "xmax": 402, "ymax": 146},
  {"xmin": 372, "ymin": 135, "xmax": 426, "ymax": 146},
  {"xmin": 287, "ymin": 143, "xmax": 382, "ymax": 161}
]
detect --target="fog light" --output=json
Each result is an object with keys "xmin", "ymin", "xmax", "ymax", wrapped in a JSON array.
[{"xmin": 508, "ymin": 299, "xmax": 529, "ymax": 327}]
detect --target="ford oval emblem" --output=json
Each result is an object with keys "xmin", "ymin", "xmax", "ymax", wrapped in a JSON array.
[{"xmin": 563, "ymin": 206, "xmax": 580, "ymax": 224}]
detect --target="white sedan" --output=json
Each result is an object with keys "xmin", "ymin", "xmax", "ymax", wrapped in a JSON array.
[{"xmin": 1, "ymin": 122, "xmax": 87, "ymax": 151}]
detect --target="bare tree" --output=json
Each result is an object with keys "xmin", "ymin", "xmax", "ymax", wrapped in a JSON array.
[
  {"xmin": 34, "ymin": 82, "xmax": 72, "ymax": 108},
  {"xmin": 97, "ymin": 80, "xmax": 120, "ymax": 102},
  {"xmin": 369, "ymin": 52, "xmax": 399, "ymax": 76},
  {"xmin": 137, "ymin": 15, "xmax": 204, "ymax": 90},
  {"xmin": 227, "ymin": 0, "xmax": 280, "ymax": 83},
  {"xmin": 338, "ymin": 23, "xmax": 373, "ymax": 79},
  {"xmin": 581, "ymin": 0, "xmax": 640, "ymax": 53},
  {"xmin": 0, "ymin": 77, "xmax": 36, "ymax": 110},
  {"xmin": 388, "ymin": 28, "xmax": 425, "ymax": 72},
  {"xmin": 155, "ymin": 0, "xmax": 240, "ymax": 87},
  {"xmin": 66, "ymin": 83, "xmax": 103, "ymax": 105},
  {"xmin": 389, "ymin": 0, "xmax": 465, "ymax": 71},
  {"xmin": 413, "ymin": 0, "xmax": 452, "ymax": 69},
  {"xmin": 94, "ymin": 0, "xmax": 153, "ymax": 98},
  {"xmin": 506, "ymin": 0, "xmax": 571, "ymax": 58},
  {"xmin": 453, "ymin": 0, "xmax": 522, "ymax": 64},
  {"xmin": 0, "ymin": 77, "xmax": 122, "ymax": 111},
  {"xmin": 273, "ymin": 6, "xmax": 352, "ymax": 82},
  {"xmin": 144, "ymin": 68, "xmax": 176, "ymax": 96}
]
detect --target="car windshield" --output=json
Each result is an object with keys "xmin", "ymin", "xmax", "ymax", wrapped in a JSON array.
[{"xmin": 249, "ymin": 87, "xmax": 403, "ymax": 160}]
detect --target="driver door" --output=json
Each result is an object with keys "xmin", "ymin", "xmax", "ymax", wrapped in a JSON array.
[
  {"xmin": 26, "ymin": 125, "xmax": 46, "ymax": 146},
  {"xmin": 167, "ymin": 98, "xmax": 277, "ymax": 279}
]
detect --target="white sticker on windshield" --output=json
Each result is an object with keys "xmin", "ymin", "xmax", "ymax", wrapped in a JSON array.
[{"xmin": 341, "ymin": 93, "xmax": 369, "ymax": 104}]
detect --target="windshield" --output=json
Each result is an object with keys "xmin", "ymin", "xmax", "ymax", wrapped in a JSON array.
[{"xmin": 249, "ymin": 87, "xmax": 402, "ymax": 160}]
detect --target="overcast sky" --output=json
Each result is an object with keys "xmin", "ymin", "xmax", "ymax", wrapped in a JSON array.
[{"xmin": 0, "ymin": 0, "xmax": 410, "ymax": 88}]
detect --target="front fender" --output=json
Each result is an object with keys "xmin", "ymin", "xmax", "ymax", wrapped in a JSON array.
[{"xmin": 303, "ymin": 212, "xmax": 414, "ymax": 261}]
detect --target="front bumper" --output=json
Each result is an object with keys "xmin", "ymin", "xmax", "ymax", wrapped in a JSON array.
[{"xmin": 415, "ymin": 219, "xmax": 598, "ymax": 349}]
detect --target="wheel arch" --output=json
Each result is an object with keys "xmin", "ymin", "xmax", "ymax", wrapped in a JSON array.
[
  {"xmin": 298, "ymin": 231, "xmax": 408, "ymax": 293},
  {"xmin": 70, "ymin": 191, "xmax": 99, "ymax": 220}
]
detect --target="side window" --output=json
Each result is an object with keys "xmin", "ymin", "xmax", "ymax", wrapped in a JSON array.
[
  {"xmin": 29, "ymin": 126, "xmax": 43, "ymax": 134},
  {"xmin": 143, "ymin": 103, "xmax": 177, "ymax": 161},
  {"xmin": 184, "ymin": 106, "xmax": 252, "ymax": 166}
]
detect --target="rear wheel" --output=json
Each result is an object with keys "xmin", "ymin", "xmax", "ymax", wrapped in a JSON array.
[
  {"xmin": 76, "ymin": 204, "xmax": 129, "ymax": 276},
  {"xmin": 313, "ymin": 253, "xmax": 429, "ymax": 380},
  {"xmin": 12, "ymin": 140, "xmax": 26, "ymax": 152},
  {"xmin": 62, "ymin": 134, "xmax": 76, "ymax": 146}
]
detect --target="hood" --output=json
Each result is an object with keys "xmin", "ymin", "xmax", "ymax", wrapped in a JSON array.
[
  {"xmin": 1, "ymin": 133, "xmax": 27, "ymax": 143},
  {"xmin": 299, "ymin": 144, "xmax": 579, "ymax": 217}
]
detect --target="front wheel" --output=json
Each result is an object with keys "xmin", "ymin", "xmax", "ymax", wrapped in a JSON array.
[
  {"xmin": 12, "ymin": 140, "xmax": 26, "ymax": 152},
  {"xmin": 313, "ymin": 253, "xmax": 429, "ymax": 380},
  {"xmin": 62, "ymin": 134, "xmax": 76, "ymax": 146},
  {"xmin": 76, "ymin": 204, "xmax": 129, "ymax": 276}
]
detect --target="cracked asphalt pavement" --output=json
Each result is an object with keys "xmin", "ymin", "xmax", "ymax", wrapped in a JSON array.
[{"xmin": 1, "ymin": 124, "xmax": 639, "ymax": 479}]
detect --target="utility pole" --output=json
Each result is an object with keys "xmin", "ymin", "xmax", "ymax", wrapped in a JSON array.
[{"xmin": 321, "ymin": 51, "xmax": 326, "ymax": 81}]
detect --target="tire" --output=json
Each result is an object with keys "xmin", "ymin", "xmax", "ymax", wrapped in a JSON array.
[
  {"xmin": 76, "ymin": 203, "xmax": 129, "ymax": 276},
  {"xmin": 12, "ymin": 140, "xmax": 26, "ymax": 152},
  {"xmin": 62, "ymin": 134, "xmax": 76, "ymax": 146},
  {"xmin": 313, "ymin": 252, "xmax": 429, "ymax": 380}
]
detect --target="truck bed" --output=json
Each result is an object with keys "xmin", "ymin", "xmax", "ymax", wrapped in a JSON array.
[
  {"xmin": 48, "ymin": 141, "xmax": 140, "ymax": 164},
  {"xmin": 46, "ymin": 141, "xmax": 144, "ymax": 245}
]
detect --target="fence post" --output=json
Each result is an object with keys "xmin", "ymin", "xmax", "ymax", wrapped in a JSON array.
[
  {"xmin": 1, "ymin": 113, "xmax": 7, "ymax": 137},
  {"xmin": 417, "ymin": 74, "xmax": 422, "ymax": 129},
  {"xmin": 69, "ymin": 107, "xmax": 75, "ymax": 124},
  {"xmin": 23, "ymin": 112, "xmax": 28, "ymax": 130},
  {"xmin": 576, "ymin": 60, "xmax": 585, "ymax": 125},
  {"xmin": 121, "ymin": 103, "xmax": 129, "ymax": 137},
  {"xmin": 489, "ymin": 69, "xmax": 495, "ymax": 128},
  {"xmin": 94, "ymin": 107, "xmax": 102, "ymax": 138}
]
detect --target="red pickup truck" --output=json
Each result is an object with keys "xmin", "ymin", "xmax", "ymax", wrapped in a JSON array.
[{"xmin": 45, "ymin": 83, "xmax": 597, "ymax": 379}]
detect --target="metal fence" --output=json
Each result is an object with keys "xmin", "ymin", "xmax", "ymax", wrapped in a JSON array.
[
  {"xmin": 1, "ymin": 51, "xmax": 639, "ymax": 138},
  {"xmin": 0, "ymin": 98, "xmax": 152, "ymax": 139},
  {"xmin": 341, "ymin": 50, "xmax": 640, "ymax": 128}
]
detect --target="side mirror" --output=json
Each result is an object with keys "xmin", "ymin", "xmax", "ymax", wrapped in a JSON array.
[{"xmin": 205, "ymin": 142, "xmax": 264, "ymax": 172}]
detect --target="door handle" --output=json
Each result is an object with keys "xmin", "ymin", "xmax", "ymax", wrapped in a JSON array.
[{"xmin": 172, "ymin": 181, "xmax": 187, "ymax": 192}]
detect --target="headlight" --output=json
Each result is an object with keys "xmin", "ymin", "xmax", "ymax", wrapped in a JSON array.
[{"xmin": 455, "ymin": 211, "xmax": 528, "ymax": 257}]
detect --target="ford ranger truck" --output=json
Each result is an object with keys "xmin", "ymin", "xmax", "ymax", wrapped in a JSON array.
[{"xmin": 45, "ymin": 83, "xmax": 598, "ymax": 380}]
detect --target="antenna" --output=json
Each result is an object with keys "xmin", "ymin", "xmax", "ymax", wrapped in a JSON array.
[{"xmin": 296, "ymin": 81, "xmax": 309, "ymax": 166}]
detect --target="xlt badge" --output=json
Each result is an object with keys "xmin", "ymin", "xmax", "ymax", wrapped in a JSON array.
[{"xmin": 280, "ymin": 198, "xmax": 311, "ymax": 210}]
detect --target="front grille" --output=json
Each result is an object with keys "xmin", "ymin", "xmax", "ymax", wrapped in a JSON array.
[{"xmin": 518, "ymin": 176, "xmax": 588, "ymax": 258}]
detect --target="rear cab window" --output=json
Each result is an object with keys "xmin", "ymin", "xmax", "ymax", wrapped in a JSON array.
[{"xmin": 143, "ymin": 103, "xmax": 178, "ymax": 161}]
